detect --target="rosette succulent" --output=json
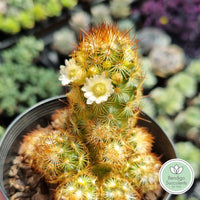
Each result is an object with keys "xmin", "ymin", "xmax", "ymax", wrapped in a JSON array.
[{"xmin": 21, "ymin": 23, "xmax": 162, "ymax": 199}]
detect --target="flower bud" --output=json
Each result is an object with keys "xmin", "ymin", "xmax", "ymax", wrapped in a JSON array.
[
  {"xmin": 88, "ymin": 66, "xmax": 99, "ymax": 77},
  {"xmin": 111, "ymin": 72, "xmax": 123, "ymax": 85}
]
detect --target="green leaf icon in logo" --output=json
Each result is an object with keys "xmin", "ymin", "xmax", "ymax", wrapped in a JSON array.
[{"xmin": 170, "ymin": 165, "xmax": 183, "ymax": 174}]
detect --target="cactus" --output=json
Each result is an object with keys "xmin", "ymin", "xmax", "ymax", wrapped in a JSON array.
[
  {"xmin": 123, "ymin": 153, "xmax": 161, "ymax": 194},
  {"xmin": 55, "ymin": 171, "xmax": 98, "ymax": 199},
  {"xmin": 21, "ymin": 126, "xmax": 89, "ymax": 183},
  {"xmin": 21, "ymin": 24, "xmax": 162, "ymax": 199},
  {"xmin": 101, "ymin": 174, "xmax": 141, "ymax": 200}
]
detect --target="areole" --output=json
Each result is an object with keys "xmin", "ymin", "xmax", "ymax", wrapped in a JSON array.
[{"xmin": 0, "ymin": 95, "xmax": 176, "ymax": 199}]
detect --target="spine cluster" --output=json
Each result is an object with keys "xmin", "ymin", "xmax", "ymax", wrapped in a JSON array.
[{"xmin": 21, "ymin": 24, "xmax": 162, "ymax": 199}]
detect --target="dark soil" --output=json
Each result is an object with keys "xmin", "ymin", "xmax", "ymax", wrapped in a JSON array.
[{"xmin": 8, "ymin": 156, "xmax": 56, "ymax": 200}]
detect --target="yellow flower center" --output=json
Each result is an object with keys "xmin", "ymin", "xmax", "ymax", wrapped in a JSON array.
[
  {"xmin": 92, "ymin": 83, "xmax": 107, "ymax": 97},
  {"xmin": 69, "ymin": 69, "xmax": 76, "ymax": 79}
]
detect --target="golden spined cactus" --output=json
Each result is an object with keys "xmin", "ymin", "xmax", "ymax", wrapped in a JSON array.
[
  {"xmin": 101, "ymin": 175, "xmax": 141, "ymax": 200},
  {"xmin": 55, "ymin": 171, "xmax": 98, "ymax": 200},
  {"xmin": 21, "ymin": 126, "xmax": 51, "ymax": 165},
  {"xmin": 124, "ymin": 153, "xmax": 162, "ymax": 194},
  {"xmin": 59, "ymin": 23, "xmax": 144, "ymax": 126},
  {"xmin": 21, "ymin": 126, "xmax": 89, "ymax": 183},
  {"xmin": 125, "ymin": 127, "xmax": 154, "ymax": 154},
  {"xmin": 86, "ymin": 124, "xmax": 129, "ymax": 165},
  {"xmin": 101, "ymin": 139, "xmax": 131, "ymax": 167},
  {"xmin": 21, "ymin": 23, "xmax": 163, "ymax": 199},
  {"xmin": 86, "ymin": 124, "xmax": 121, "ymax": 149},
  {"xmin": 51, "ymin": 107, "xmax": 71, "ymax": 129}
]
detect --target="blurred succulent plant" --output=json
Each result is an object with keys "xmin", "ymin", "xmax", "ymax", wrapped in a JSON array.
[
  {"xmin": 175, "ymin": 142, "xmax": 200, "ymax": 178},
  {"xmin": 174, "ymin": 106, "xmax": 200, "ymax": 135},
  {"xmin": 149, "ymin": 45, "xmax": 185, "ymax": 77},
  {"xmin": 156, "ymin": 115, "xmax": 176, "ymax": 139},
  {"xmin": 0, "ymin": 36, "xmax": 62, "ymax": 116},
  {"xmin": 60, "ymin": 0, "xmax": 78, "ymax": 9},
  {"xmin": 45, "ymin": 0, "xmax": 62, "ymax": 17},
  {"xmin": 186, "ymin": 59, "xmax": 200, "ymax": 82},
  {"xmin": 32, "ymin": 3, "xmax": 48, "ymax": 21},
  {"xmin": 2, "ymin": 36, "xmax": 44, "ymax": 65},
  {"xmin": 117, "ymin": 18, "xmax": 135, "ymax": 40},
  {"xmin": 150, "ymin": 87, "xmax": 185, "ymax": 115},
  {"xmin": 175, "ymin": 194, "xmax": 199, "ymax": 200},
  {"xmin": 110, "ymin": 0, "xmax": 131, "ymax": 18},
  {"xmin": 69, "ymin": 10, "xmax": 91, "ymax": 35},
  {"xmin": 21, "ymin": 24, "xmax": 163, "ymax": 199},
  {"xmin": 0, "ymin": 1, "xmax": 7, "ymax": 15},
  {"xmin": 0, "ymin": 0, "xmax": 77, "ymax": 34},
  {"xmin": 191, "ymin": 94, "xmax": 200, "ymax": 109},
  {"xmin": 186, "ymin": 127, "xmax": 200, "ymax": 147},
  {"xmin": 52, "ymin": 27, "xmax": 77, "ymax": 55},
  {"xmin": 167, "ymin": 72, "xmax": 197, "ymax": 98},
  {"xmin": 142, "ymin": 57, "xmax": 157, "ymax": 89},
  {"xmin": 17, "ymin": 10, "xmax": 35, "ymax": 29},
  {"xmin": 141, "ymin": 97, "xmax": 156, "ymax": 118},
  {"xmin": 137, "ymin": 27, "xmax": 171, "ymax": 55},
  {"xmin": 0, "ymin": 16, "xmax": 20, "ymax": 34},
  {"xmin": 91, "ymin": 3, "xmax": 113, "ymax": 25}
]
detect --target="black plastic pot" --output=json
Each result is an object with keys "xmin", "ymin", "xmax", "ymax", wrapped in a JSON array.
[{"xmin": 0, "ymin": 95, "xmax": 176, "ymax": 199}]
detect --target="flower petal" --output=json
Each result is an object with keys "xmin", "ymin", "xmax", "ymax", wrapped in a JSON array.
[
  {"xmin": 84, "ymin": 92, "xmax": 93, "ymax": 98},
  {"xmin": 87, "ymin": 96, "xmax": 96, "ymax": 104},
  {"xmin": 81, "ymin": 74, "xmax": 114, "ymax": 104},
  {"xmin": 59, "ymin": 75, "xmax": 70, "ymax": 85}
]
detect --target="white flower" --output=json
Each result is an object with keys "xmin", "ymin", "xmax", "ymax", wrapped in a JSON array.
[
  {"xmin": 81, "ymin": 74, "xmax": 114, "ymax": 104},
  {"xmin": 59, "ymin": 58, "xmax": 86, "ymax": 85}
]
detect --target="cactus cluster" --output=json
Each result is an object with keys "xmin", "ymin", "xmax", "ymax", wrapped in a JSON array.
[{"xmin": 21, "ymin": 24, "xmax": 162, "ymax": 199}]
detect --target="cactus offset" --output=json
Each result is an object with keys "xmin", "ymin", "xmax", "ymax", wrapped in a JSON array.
[
  {"xmin": 55, "ymin": 171, "xmax": 98, "ymax": 200},
  {"xmin": 21, "ymin": 126, "xmax": 88, "ymax": 183},
  {"xmin": 21, "ymin": 23, "xmax": 162, "ymax": 199}
]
